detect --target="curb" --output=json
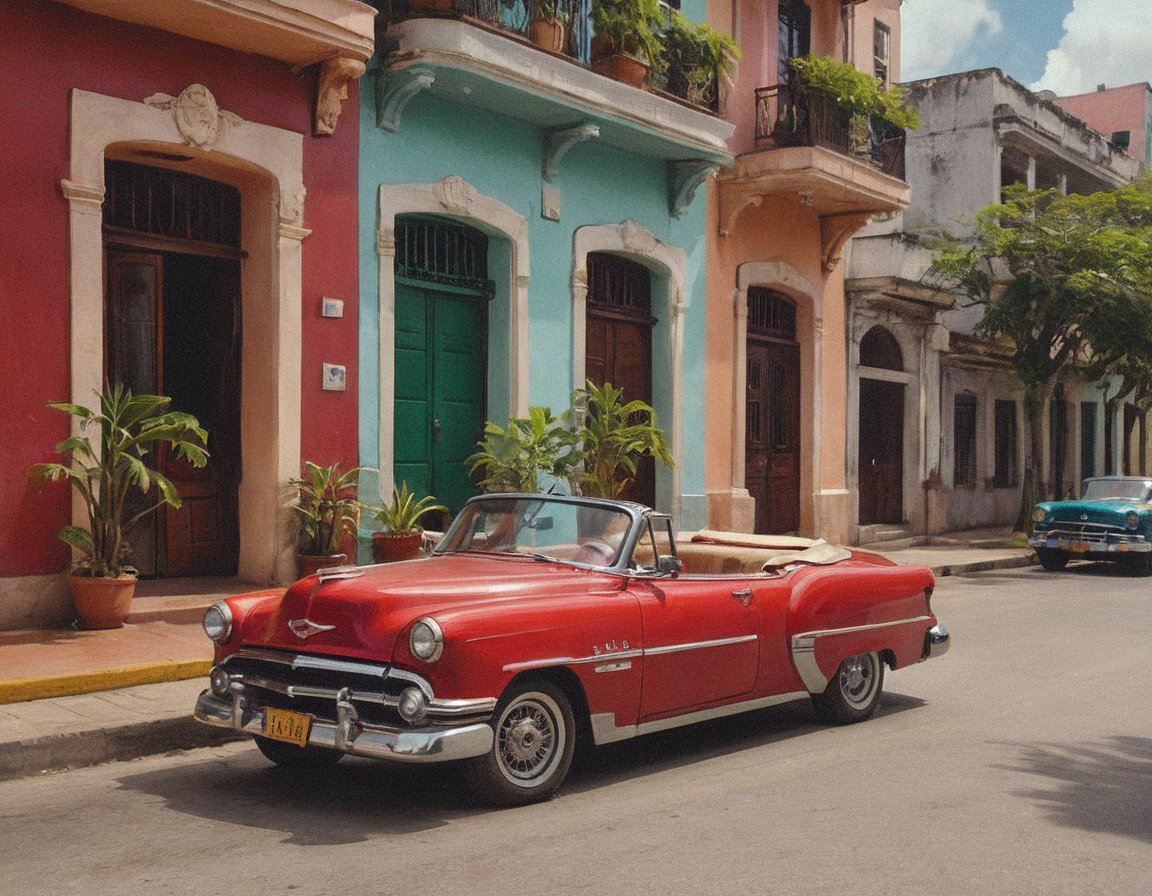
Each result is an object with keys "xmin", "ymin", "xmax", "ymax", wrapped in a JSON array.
[
  {"xmin": 0, "ymin": 714, "xmax": 242, "ymax": 781},
  {"xmin": 0, "ymin": 660, "xmax": 211, "ymax": 706}
]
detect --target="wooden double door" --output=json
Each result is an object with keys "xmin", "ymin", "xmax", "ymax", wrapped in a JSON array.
[
  {"xmin": 105, "ymin": 249, "xmax": 241, "ymax": 577},
  {"xmin": 745, "ymin": 338, "xmax": 801, "ymax": 534},
  {"xmin": 857, "ymin": 378, "xmax": 905, "ymax": 524}
]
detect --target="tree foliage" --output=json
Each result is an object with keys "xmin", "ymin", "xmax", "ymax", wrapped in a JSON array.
[{"xmin": 929, "ymin": 177, "xmax": 1152, "ymax": 527}]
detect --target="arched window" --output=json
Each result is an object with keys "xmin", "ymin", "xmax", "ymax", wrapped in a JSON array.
[{"xmin": 860, "ymin": 326, "xmax": 903, "ymax": 371}]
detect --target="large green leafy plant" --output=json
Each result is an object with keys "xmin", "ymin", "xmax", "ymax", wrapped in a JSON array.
[
  {"xmin": 468, "ymin": 406, "xmax": 582, "ymax": 493},
  {"xmin": 571, "ymin": 380, "xmax": 673, "ymax": 498},
  {"xmin": 289, "ymin": 461, "xmax": 363, "ymax": 556},
  {"xmin": 28, "ymin": 384, "xmax": 209, "ymax": 578},
  {"xmin": 590, "ymin": 0, "xmax": 664, "ymax": 66},
  {"xmin": 788, "ymin": 55, "xmax": 919, "ymax": 131}
]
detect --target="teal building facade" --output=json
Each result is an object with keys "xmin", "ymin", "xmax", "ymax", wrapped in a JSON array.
[{"xmin": 358, "ymin": 2, "xmax": 733, "ymax": 528}]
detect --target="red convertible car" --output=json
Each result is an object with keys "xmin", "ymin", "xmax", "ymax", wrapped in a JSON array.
[{"xmin": 195, "ymin": 493, "xmax": 949, "ymax": 805}]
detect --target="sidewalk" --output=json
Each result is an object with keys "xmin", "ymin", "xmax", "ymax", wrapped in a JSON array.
[{"xmin": 0, "ymin": 534, "xmax": 1036, "ymax": 780}]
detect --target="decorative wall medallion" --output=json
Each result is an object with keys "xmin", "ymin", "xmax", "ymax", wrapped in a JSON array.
[
  {"xmin": 434, "ymin": 175, "xmax": 477, "ymax": 215},
  {"xmin": 619, "ymin": 218, "xmax": 658, "ymax": 255},
  {"xmin": 144, "ymin": 84, "xmax": 241, "ymax": 149}
]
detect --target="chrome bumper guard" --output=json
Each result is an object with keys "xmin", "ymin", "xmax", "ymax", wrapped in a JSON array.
[
  {"xmin": 924, "ymin": 624, "xmax": 950, "ymax": 659},
  {"xmin": 1029, "ymin": 533, "xmax": 1152, "ymax": 554},
  {"xmin": 194, "ymin": 687, "xmax": 494, "ymax": 763}
]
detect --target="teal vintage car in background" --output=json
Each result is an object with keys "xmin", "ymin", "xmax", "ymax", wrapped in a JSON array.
[{"xmin": 1030, "ymin": 477, "xmax": 1152, "ymax": 574}]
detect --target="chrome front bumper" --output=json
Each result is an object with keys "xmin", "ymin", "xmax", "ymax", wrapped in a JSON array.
[
  {"xmin": 925, "ymin": 624, "xmax": 950, "ymax": 659},
  {"xmin": 1029, "ymin": 533, "xmax": 1152, "ymax": 554},
  {"xmin": 194, "ymin": 689, "xmax": 493, "ymax": 763}
]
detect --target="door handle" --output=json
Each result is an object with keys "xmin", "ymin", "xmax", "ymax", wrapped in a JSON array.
[
  {"xmin": 731, "ymin": 589, "xmax": 753, "ymax": 607},
  {"xmin": 432, "ymin": 418, "xmax": 441, "ymax": 444}
]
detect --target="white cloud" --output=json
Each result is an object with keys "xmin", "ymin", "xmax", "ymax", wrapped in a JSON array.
[
  {"xmin": 1031, "ymin": 0, "xmax": 1152, "ymax": 95},
  {"xmin": 900, "ymin": 0, "xmax": 1002, "ymax": 81}
]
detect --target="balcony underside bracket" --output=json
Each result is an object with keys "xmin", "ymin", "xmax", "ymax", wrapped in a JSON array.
[
  {"xmin": 541, "ymin": 124, "xmax": 600, "ymax": 221},
  {"xmin": 376, "ymin": 66, "xmax": 436, "ymax": 133},
  {"xmin": 820, "ymin": 213, "xmax": 872, "ymax": 272},
  {"xmin": 669, "ymin": 160, "xmax": 719, "ymax": 218}
]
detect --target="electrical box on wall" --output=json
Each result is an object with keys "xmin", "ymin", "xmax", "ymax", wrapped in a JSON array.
[
  {"xmin": 321, "ymin": 297, "xmax": 344, "ymax": 318},
  {"xmin": 322, "ymin": 363, "xmax": 346, "ymax": 391}
]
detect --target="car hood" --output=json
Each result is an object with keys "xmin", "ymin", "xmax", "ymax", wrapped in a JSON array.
[
  {"xmin": 1036, "ymin": 498, "xmax": 1152, "ymax": 523},
  {"xmin": 233, "ymin": 553, "xmax": 623, "ymax": 661}
]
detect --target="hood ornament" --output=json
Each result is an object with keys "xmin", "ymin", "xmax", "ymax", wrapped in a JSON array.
[{"xmin": 289, "ymin": 618, "xmax": 336, "ymax": 639}]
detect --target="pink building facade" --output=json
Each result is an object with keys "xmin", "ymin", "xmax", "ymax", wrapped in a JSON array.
[{"xmin": 1055, "ymin": 82, "xmax": 1152, "ymax": 167}]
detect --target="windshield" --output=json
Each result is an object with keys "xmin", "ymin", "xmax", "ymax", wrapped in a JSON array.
[
  {"xmin": 436, "ymin": 496, "xmax": 635, "ymax": 568},
  {"xmin": 1081, "ymin": 479, "xmax": 1152, "ymax": 502}
]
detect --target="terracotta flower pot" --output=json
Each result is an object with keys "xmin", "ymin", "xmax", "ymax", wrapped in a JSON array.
[
  {"xmin": 372, "ymin": 532, "xmax": 423, "ymax": 563},
  {"xmin": 67, "ymin": 573, "xmax": 137, "ymax": 630},
  {"xmin": 591, "ymin": 53, "xmax": 650, "ymax": 90},
  {"xmin": 529, "ymin": 18, "xmax": 566, "ymax": 54},
  {"xmin": 296, "ymin": 553, "xmax": 347, "ymax": 579}
]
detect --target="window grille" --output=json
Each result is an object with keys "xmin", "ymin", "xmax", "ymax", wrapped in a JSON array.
[
  {"xmin": 994, "ymin": 399, "xmax": 1018, "ymax": 488},
  {"xmin": 954, "ymin": 394, "xmax": 978, "ymax": 488},
  {"xmin": 395, "ymin": 217, "xmax": 495, "ymax": 297},
  {"xmin": 104, "ymin": 160, "xmax": 241, "ymax": 248},
  {"xmin": 747, "ymin": 287, "xmax": 797, "ymax": 339},
  {"xmin": 587, "ymin": 253, "xmax": 652, "ymax": 319}
]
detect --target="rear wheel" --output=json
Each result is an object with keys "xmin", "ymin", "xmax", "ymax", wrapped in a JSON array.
[
  {"xmin": 1037, "ymin": 548, "xmax": 1069, "ymax": 571},
  {"xmin": 254, "ymin": 735, "xmax": 343, "ymax": 768},
  {"xmin": 812, "ymin": 652, "xmax": 885, "ymax": 725},
  {"xmin": 464, "ymin": 680, "xmax": 575, "ymax": 806}
]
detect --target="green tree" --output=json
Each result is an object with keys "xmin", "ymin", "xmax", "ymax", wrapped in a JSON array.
[{"xmin": 929, "ymin": 177, "xmax": 1152, "ymax": 530}]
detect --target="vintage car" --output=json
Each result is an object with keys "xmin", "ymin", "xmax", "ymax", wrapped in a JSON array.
[
  {"xmin": 194, "ymin": 493, "xmax": 949, "ymax": 805},
  {"xmin": 1029, "ymin": 476, "xmax": 1152, "ymax": 574}
]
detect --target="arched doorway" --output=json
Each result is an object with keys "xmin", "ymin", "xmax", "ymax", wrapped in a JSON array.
[
  {"xmin": 103, "ymin": 160, "xmax": 241, "ymax": 577},
  {"xmin": 392, "ymin": 216, "xmax": 493, "ymax": 513},
  {"xmin": 858, "ymin": 326, "xmax": 905, "ymax": 525},
  {"xmin": 585, "ymin": 252, "xmax": 656, "ymax": 507},
  {"xmin": 745, "ymin": 288, "xmax": 801, "ymax": 534}
]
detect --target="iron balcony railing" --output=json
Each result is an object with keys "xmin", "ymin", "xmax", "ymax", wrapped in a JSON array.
[
  {"xmin": 389, "ymin": 0, "xmax": 722, "ymax": 112},
  {"xmin": 754, "ymin": 80, "xmax": 906, "ymax": 179}
]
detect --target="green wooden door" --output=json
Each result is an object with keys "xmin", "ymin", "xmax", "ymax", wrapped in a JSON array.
[{"xmin": 394, "ymin": 280, "xmax": 487, "ymax": 513}]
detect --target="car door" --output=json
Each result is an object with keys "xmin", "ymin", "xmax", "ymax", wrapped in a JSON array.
[{"xmin": 632, "ymin": 576, "xmax": 761, "ymax": 719}]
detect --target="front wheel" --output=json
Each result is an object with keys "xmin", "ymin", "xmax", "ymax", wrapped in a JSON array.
[
  {"xmin": 811, "ymin": 652, "xmax": 885, "ymax": 725},
  {"xmin": 1037, "ymin": 548, "xmax": 1069, "ymax": 571},
  {"xmin": 464, "ymin": 680, "xmax": 576, "ymax": 806}
]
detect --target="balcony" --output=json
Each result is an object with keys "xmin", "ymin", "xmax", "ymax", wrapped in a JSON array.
[
  {"xmin": 718, "ymin": 79, "xmax": 910, "ymax": 265},
  {"xmin": 377, "ymin": 2, "xmax": 733, "ymax": 172}
]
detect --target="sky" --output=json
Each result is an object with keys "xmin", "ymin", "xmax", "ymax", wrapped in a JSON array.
[{"xmin": 901, "ymin": 0, "xmax": 1152, "ymax": 96}]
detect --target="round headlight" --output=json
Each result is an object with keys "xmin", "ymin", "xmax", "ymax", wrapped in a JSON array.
[
  {"xmin": 209, "ymin": 665, "xmax": 233, "ymax": 697},
  {"xmin": 1032, "ymin": 508, "xmax": 1047, "ymax": 524},
  {"xmin": 397, "ymin": 686, "xmax": 429, "ymax": 725},
  {"xmin": 1127, "ymin": 511, "xmax": 1140, "ymax": 529},
  {"xmin": 203, "ymin": 602, "xmax": 233, "ymax": 644},
  {"xmin": 409, "ymin": 617, "xmax": 444, "ymax": 662}
]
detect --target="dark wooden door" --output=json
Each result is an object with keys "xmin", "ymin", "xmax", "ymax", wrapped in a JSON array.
[
  {"xmin": 745, "ymin": 339, "xmax": 801, "ymax": 533},
  {"xmin": 394, "ymin": 281, "xmax": 487, "ymax": 514},
  {"xmin": 586, "ymin": 310, "xmax": 655, "ymax": 507},
  {"xmin": 858, "ymin": 378, "xmax": 904, "ymax": 524},
  {"xmin": 105, "ymin": 250, "xmax": 241, "ymax": 576}
]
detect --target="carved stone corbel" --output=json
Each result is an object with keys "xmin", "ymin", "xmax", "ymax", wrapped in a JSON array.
[
  {"xmin": 820, "ymin": 213, "xmax": 871, "ymax": 272},
  {"xmin": 314, "ymin": 56, "xmax": 367, "ymax": 136},
  {"xmin": 669, "ymin": 160, "xmax": 718, "ymax": 218}
]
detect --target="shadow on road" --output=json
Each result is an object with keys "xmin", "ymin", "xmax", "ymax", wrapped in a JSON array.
[
  {"xmin": 999, "ymin": 735, "xmax": 1152, "ymax": 844},
  {"xmin": 115, "ymin": 691, "xmax": 926, "ymax": 843}
]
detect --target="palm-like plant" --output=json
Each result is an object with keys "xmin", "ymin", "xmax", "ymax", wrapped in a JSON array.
[
  {"xmin": 468, "ymin": 406, "xmax": 582, "ymax": 493},
  {"xmin": 289, "ymin": 461, "xmax": 362, "ymax": 556},
  {"xmin": 572, "ymin": 380, "xmax": 673, "ymax": 498},
  {"xmin": 371, "ymin": 481, "xmax": 448, "ymax": 535},
  {"xmin": 28, "ymin": 384, "xmax": 209, "ymax": 578}
]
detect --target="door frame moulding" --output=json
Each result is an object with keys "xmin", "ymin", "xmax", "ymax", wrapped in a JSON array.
[
  {"xmin": 572, "ymin": 221, "xmax": 686, "ymax": 519},
  {"xmin": 63, "ymin": 86, "xmax": 307, "ymax": 585},
  {"xmin": 376, "ymin": 177, "xmax": 530, "ymax": 500}
]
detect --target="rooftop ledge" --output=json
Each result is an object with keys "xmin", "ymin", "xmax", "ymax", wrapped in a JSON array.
[
  {"xmin": 379, "ymin": 18, "xmax": 735, "ymax": 168},
  {"xmin": 55, "ymin": 0, "xmax": 376, "ymax": 66}
]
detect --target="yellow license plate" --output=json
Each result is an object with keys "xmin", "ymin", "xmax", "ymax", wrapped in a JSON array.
[
  {"xmin": 263, "ymin": 707, "xmax": 312, "ymax": 747},
  {"xmin": 1070, "ymin": 542, "xmax": 1089, "ymax": 553}
]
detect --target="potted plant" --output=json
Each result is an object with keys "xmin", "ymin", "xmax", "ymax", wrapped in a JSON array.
[
  {"xmin": 787, "ymin": 54, "xmax": 920, "ymax": 136},
  {"xmin": 468, "ymin": 405, "xmax": 582, "ymax": 493},
  {"xmin": 571, "ymin": 380, "xmax": 673, "ymax": 498},
  {"xmin": 660, "ymin": 12, "xmax": 740, "ymax": 107},
  {"xmin": 528, "ymin": 0, "xmax": 567, "ymax": 53},
  {"xmin": 289, "ymin": 461, "xmax": 362, "ymax": 578},
  {"xmin": 589, "ymin": 0, "xmax": 664, "ymax": 88},
  {"xmin": 27, "ymin": 384, "xmax": 208, "ymax": 629},
  {"xmin": 369, "ymin": 481, "xmax": 448, "ymax": 562}
]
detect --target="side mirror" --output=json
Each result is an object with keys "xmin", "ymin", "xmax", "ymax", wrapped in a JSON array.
[{"xmin": 655, "ymin": 555, "xmax": 682, "ymax": 577}]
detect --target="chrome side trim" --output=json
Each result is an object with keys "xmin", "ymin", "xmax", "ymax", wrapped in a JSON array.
[
  {"xmin": 195, "ymin": 690, "xmax": 493, "ymax": 763},
  {"xmin": 501, "ymin": 635, "xmax": 756, "ymax": 673},
  {"xmin": 644, "ymin": 634, "xmax": 758, "ymax": 657},
  {"xmin": 589, "ymin": 691, "xmax": 809, "ymax": 745},
  {"xmin": 790, "ymin": 616, "xmax": 933, "ymax": 693}
]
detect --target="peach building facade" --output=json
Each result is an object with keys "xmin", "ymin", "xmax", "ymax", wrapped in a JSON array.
[{"xmin": 705, "ymin": 0, "xmax": 907, "ymax": 544}]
